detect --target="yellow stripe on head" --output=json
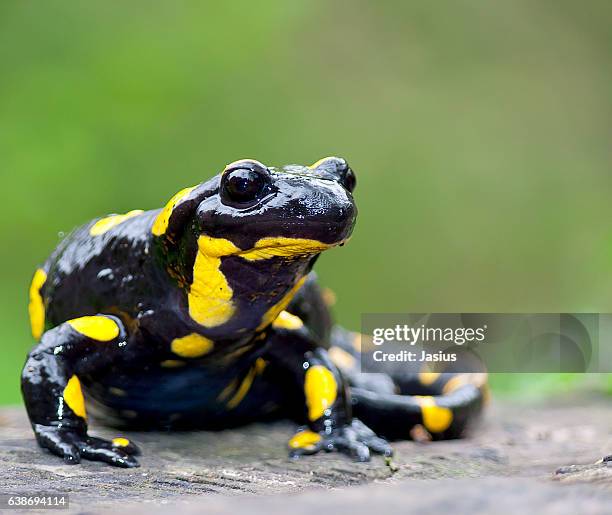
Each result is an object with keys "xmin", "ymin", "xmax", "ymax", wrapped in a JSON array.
[
  {"xmin": 152, "ymin": 186, "xmax": 196, "ymax": 237},
  {"xmin": 188, "ymin": 236, "xmax": 240, "ymax": 327},
  {"xmin": 29, "ymin": 268, "xmax": 47, "ymax": 340},
  {"xmin": 240, "ymin": 237, "xmax": 334, "ymax": 261},
  {"xmin": 188, "ymin": 234, "xmax": 329, "ymax": 329},
  {"xmin": 90, "ymin": 210, "xmax": 144, "ymax": 236},
  {"xmin": 67, "ymin": 316, "xmax": 120, "ymax": 342},
  {"xmin": 304, "ymin": 365, "xmax": 337, "ymax": 421},
  {"xmin": 196, "ymin": 235, "xmax": 241, "ymax": 258},
  {"xmin": 63, "ymin": 375, "xmax": 87, "ymax": 419},
  {"xmin": 308, "ymin": 156, "xmax": 335, "ymax": 170}
]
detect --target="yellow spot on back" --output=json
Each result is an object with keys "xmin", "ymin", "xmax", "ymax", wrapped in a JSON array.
[
  {"xmin": 257, "ymin": 276, "xmax": 306, "ymax": 331},
  {"xmin": 152, "ymin": 186, "xmax": 195, "ymax": 237},
  {"xmin": 160, "ymin": 359, "xmax": 187, "ymax": 368},
  {"xmin": 288, "ymin": 429, "xmax": 322, "ymax": 449},
  {"xmin": 272, "ymin": 310, "xmax": 304, "ymax": 330},
  {"xmin": 189, "ymin": 236, "xmax": 240, "ymax": 327},
  {"xmin": 67, "ymin": 316, "xmax": 120, "ymax": 341},
  {"xmin": 90, "ymin": 210, "xmax": 144, "ymax": 236},
  {"xmin": 171, "ymin": 333, "xmax": 214, "ymax": 358},
  {"xmin": 304, "ymin": 365, "xmax": 337, "ymax": 421},
  {"xmin": 63, "ymin": 375, "xmax": 86, "ymax": 419},
  {"xmin": 29, "ymin": 268, "xmax": 47, "ymax": 340},
  {"xmin": 416, "ymin": 396, "xmax": 453, "ymax": 433},
  {"xmin": 112, "ymin": 437, "xmax": 130, "ymax": 447},
  {"xmin": 418, "ymin": 372, "xmax": 441, "ymax": 386},
  {"xmin": 329, "ymin": 346, "xmax": 357, "ymax": 370}
]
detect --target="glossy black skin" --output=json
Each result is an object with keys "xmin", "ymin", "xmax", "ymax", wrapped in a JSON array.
[{"xmin": 22, "ymin": 157, "xmax": 484, "ymax": 468}]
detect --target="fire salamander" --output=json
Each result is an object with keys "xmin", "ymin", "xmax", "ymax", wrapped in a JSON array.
[{"xmin": 22, "ymin": 157, "xmax": 486, "ymax": 467}]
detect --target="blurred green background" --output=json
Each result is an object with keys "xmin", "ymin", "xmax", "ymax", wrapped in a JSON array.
[{"xmin": 1, "ymin": 1, "xmax": 611, "ymax": 404}]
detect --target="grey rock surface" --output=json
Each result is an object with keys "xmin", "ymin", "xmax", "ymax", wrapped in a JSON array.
[{"xmin": 2, "ymin": 396, "xmax": 612, "ymax": 513}]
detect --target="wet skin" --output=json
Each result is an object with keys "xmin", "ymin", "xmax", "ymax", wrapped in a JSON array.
[{"xmin": 22, "ymin": 157, "xmax": 485, "ymax": 468}]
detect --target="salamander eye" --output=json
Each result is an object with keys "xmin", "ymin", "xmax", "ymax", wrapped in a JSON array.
[{"xmin": 221, "ymin": 162, "xmax": 271, "ymax": 206}]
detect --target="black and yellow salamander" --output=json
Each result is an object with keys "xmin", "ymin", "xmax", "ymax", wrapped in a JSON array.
[{"xmin": 22, "ymin": 157, "xmax": 486, "ymax": 467}]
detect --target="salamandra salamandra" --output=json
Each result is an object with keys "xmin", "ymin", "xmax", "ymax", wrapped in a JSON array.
[{"xmin": 22, "ymin": 157, "xmax": 486, "ymax": 467}]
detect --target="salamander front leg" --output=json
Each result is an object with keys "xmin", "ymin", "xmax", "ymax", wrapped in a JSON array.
[
  {"xmin": 21, "ymin": 315, "xmax": 140, "ymax": 467},
  {"xmin": 264, "ymin": 315, "xmax": 392, "ymax": 461}
]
